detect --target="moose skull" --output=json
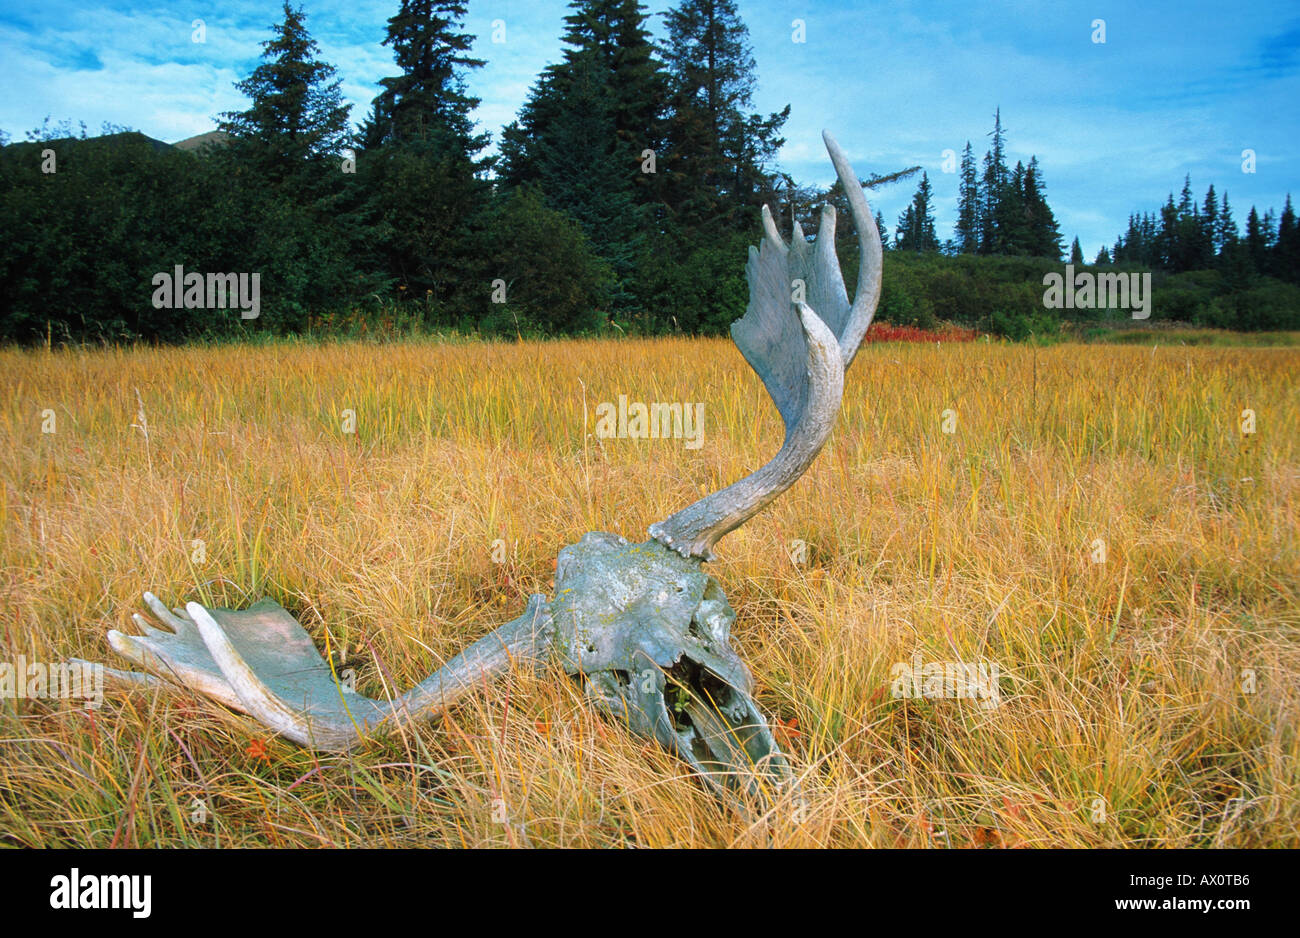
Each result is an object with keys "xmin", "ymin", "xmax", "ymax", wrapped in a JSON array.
[
  {"xmin": 88, "ymin": 130, "xmax": 882, "ymax": 802},
  {"xmin": 552, "ymin": 532, "xmax": 789, "ymax": 796}
]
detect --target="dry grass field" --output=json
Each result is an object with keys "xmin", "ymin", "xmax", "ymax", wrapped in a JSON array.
[{"xmin": 1, "ymin": 335, "xmax": 1297, "ymax": 847}]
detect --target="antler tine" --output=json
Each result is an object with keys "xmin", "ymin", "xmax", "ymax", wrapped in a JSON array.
[
  {"xmin": 650, "ymin": 302, "xmax": 844, "ymax": 561},
  {"xmin": 650, "ymin": 131, "xmax": 880, "ymax": 562},
  {"xmin": 761, "ymin": 203, "xmax": 788, "ymax": 251},
  {"xmin": 822, "ymin": 130, "xmax": 883, "ymax": 370}
]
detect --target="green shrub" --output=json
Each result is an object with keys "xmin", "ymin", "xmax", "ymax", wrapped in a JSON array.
[
  {"xmin": 473, "ymin": 187, "xmax": 613, "ymax": 335},
  {"xmin": 981, "ymin": 309, "xmax": 1060, "ymax": 341},
  {"xmin": 1199, "ymin": 279, "xmax": 1300, "ymax": 331},
  {"xmin": 633, "ymin": 228, "xmax": 749, "ymax": 335}
]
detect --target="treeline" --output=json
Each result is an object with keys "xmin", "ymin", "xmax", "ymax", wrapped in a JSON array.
[
  {"xmin": 879, "ymin": 252, "xmax": 1300, "ymax": 338},
  {"xmin": 878, "ymin": 109, "xmax": 1299, "ymax": 333},
  {"xmin": 891, "ymin": 109, "xmax": 1064, "ymax": 259},
  {"xmin": 1, "ymin": 0, "xmax": 797, "ymax": 343},
  {"xmin": 1, "ymin": 0, "xmax": 1297, "ymax": 344}
]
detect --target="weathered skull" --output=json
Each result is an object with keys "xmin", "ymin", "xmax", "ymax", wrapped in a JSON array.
[
  {"xmin": 90, "ymin": 132, "xmax": 879, "ymax": 809},
  {"xmin": 551, "ymin": 532, "xmax": 792, "ymax": 797}
]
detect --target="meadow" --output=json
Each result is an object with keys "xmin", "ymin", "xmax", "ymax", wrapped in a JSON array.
[{"xmin": 1, "ymin": 334, "xmax": 1296, "ymax": 847}]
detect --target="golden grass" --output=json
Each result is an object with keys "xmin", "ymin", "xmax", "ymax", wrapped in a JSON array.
[{"xmin": 1, "ymin": 336, "xmax": 1296, "ymax": 847}]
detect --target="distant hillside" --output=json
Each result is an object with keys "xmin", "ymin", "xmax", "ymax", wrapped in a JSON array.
[
  {"xmin": 4, "ymin": 130, "xmax": 173, "ymax": 152},
  {"xmin": 172, "ymin": 130, "xmax": 229, "ymax": 151},
  {"xmin": 3, "ymin": 130, "xmax": 229, "ymax": 153}
]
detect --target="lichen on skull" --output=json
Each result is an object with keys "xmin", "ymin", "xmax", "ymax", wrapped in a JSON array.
[{"xmin": 551, "ymin": 532, "xmax": 791, "ymax": 797}]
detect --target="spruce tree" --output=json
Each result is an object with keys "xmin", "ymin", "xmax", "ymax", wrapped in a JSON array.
[
  {"xmin": 218, "ymin": 2, "xmax": 351, "ymax": 178},
  {"xmin": 661, "ymin": 0, "xmax": 788, "ymax": 229},
  {"xmin": 1273, "ymin": 194, "xmax": 1298, "ymax": 282},
  {"xmin": 1201, "ymin": 184, "xmax": 1219, "ymax": 256},
  {"xmin": 501, "ymin": 0, "xmax": 667, "ymax": 197},
  {"xmin": 535, "ymin": 48, "xmax": 643, "ymax": 303},
  {"xmin": 355, "ymin": 0, "xmax": 492, "ymax": 322},
  {"xmin": 1022, "ymin": 157, "xmax": 1062, "ymax": 259},
  {"xmin": 1070, "ymin": 237, "xmax": 1084, "ymax": 264},
  {"xmin": 893, "ymin": 205, "xmax": 913, "ymax": 251},
  {"xmin": 1164, "ymin": 176, "xmax": 1208, "ymax": 272},
  {"xmin": 1156, "ymin": 193, "xmax": 1179, "ymax": 268},
  {"xmin": 361, "ymin": 0, "xmax": 487, "ymax": 155},
  {"xmin": 998, "ymin": 161, "xmax": 1031, "ymax": 254},
  {"xmin": 563, "ymin": 0, "xmax": 666, "ymax": 149},
  {"xmin": 896, "ymin": 171, "xmax": 938, "ymax": 252},
  {"xmin": 1218, "ymin": 192, "xmax": 1238, "ymax": 250},
  {"xmin": 1245, "ymin": 206, "xmax": 1266, "ymax": 271},
  {"xmin": 499, "ymin": 1, "xmax": 671, "ymax": 308},
  {"xmin": 978, "ymin": 108, "xmax": 1008, "ymax": 254},
  {"xmin": 955, "ymin": 141, "xmax": 980, "ymax": 253}
]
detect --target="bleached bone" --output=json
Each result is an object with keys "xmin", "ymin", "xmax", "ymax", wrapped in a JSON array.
[
  {"xmin": 650, "ymin": 131, "xmax": 882, "ymax": 561},
  {"xmin": 93, "ymin": 131, "xmax": 882, "ymax": 799},
  {"xmin": 104, "ymin": 592, "xmax": 552, "ymax": 750}
]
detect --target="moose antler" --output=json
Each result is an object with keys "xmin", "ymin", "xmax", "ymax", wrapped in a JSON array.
[
  {"xmin": 91, "ymin": 131, "xmax": 882, "ymax": 798},
  {"xmin": 650, "ymin": 131, "xmax": 882, "ymax": 561},
  {"xmin": 97, "ymin": 592, "xmax": 552, "ymax": 750}
]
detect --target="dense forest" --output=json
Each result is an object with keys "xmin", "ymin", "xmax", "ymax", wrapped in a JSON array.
[{"xmin": 1, "ymin": 0, "xmax": 1297, "ymax": 344}]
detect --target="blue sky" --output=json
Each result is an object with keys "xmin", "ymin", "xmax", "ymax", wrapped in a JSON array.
[{"xmin": 1, "ymin": 0, "xmax": 1297, "ymax": 258}]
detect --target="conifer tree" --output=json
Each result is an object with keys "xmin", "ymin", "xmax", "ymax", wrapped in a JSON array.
[
  {"xmin": 1022, "ymin": 157, "xmax": 1062, "ymax": 259},
  {"xmin": 354, "ymin": 0, "xmax": 492, "ymax": 321},
  {"xmin": 219, "ymin": 2, "xmax": 350, "ymax": 178},
  {"xmin": 893, "ymin": 204, "xmax": 912, "ymax": 251},
  {"xmin": 1218, "ymin": 192, "xmax": 1238, "ymax": 250},
  {"xmin": 1245, "ymin": 206, "xmax": 1267, "ymax": 271},
  {"xmin": 660, "ymin": 0, "xmax": 788, "ymax": 229},
  {"xmin": 500, "ymin": 0, "xmax": 666, "ymax": 195},
  {"xmin": 498, "ymin": 1, "xmax": 672, "ymax": 307},
  {"xmin": 895, "ymin": 171, "xmax": 938, "ymax": 252},
  {"xmin": 1273, "ymin": 194, "xmax": 1298, "ymax": 282},
  {"xmin": 978, "ymin": 107, "xmax": 1008, "ymax": 254},
  {"xmin": 998, "ymin": 160, "xmax": 1030, "ymax": 253},
  {"xmin": 1201, "ymin": 184, "xmax": 1219, "ymax": 256},
  {"xmin": 360, "ymin": 0, "xmax": 487, "ymax": 155},
  {"xmin": 1156, "ymin": 193, "xmax": 1179, "ymax": 268},
  {"xmin": 955, "ymin": 140, "xmax": 980, "ymax": 253}
]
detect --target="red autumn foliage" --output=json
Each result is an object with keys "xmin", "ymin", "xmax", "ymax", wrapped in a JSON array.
[
  {"xmin": 862, "ymin": 322, "xmax": 979, "ymax": 343},
  {"xmin": 774, "ymin": 716, "xmax": 802, "ymax": 745},
  {"xmin": 245, "ymin": 738, "xmax": 271, "ymax": 765}
]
